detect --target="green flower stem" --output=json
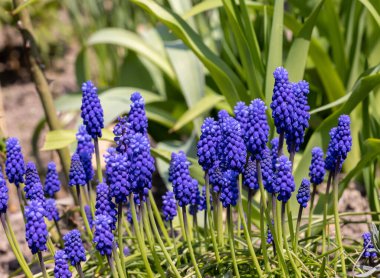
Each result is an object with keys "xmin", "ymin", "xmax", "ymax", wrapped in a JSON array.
[
  {"xmin": 227, "ymin": 206, "xmax": 240, "ymax": 278},
  {"xmin": 147, "ymin": 200, "xmax": 181, "ymax": 277},
  {"xmin": 1, "ymin": 213, "xmax": 33, "ymax": 278},
  {"xmin": 170, "ymin": 221, "xmax": 180, "ymax": 265},
  {"xmin": 257, "ymin": 164, "xmax": 288, "ymax": 277},
  {"xmin": 107, "ymin": 254, "xmax": 119, "ymax": 278},
  {"xmin": 76, "ymin": 263, "xmax": 85, "ymax": 278},
  {"xmin": 37, "ymin": 251, "xmax": 48, "ymax": 278},
  {"xmin": 212, "ymin": 192, "xmax": 218, "ymax": 230},
  {"xmin": 182, "ymin": 206, "xmax": 202, "ymax": 278},
  {"xmin": 286, "ymin": 203, "xmax": 295, "ymax": 244},
  {"xmin": 94, "ymin": 138, "xmax": 103, "ymax": 183},
  {"xmin": 247, "ymin": 189, "xmax": 253, "ymax": 236},
  {"xmin": 47, "ymin": 236, "xmax": 56, "ymax": 256},
  {"xmin": 141, "ymin": 201, "xmax": 166, "ymax": 277},
  {"xmin": 281, "ymin": 202, "xmax": 301, "ymax": 277},
  {"xmin": 176, "ymin": 206, "xmax": 188, "ymax": 264},
  {"xmin": 205, "ymin": 173, "xmax": 220, "ymax": 263},
  {"xmin": 53, "ymin": 219, "xmax": 64, "ymax": 247},
  {"xmin": 216, "ymin": 196, "xmax": 224, "ymax": 247},
  {"xmin": 148, "ymin": 191, "xmax": 171, "ymax": 244},
  {"xmin": 332, "ymin": 160, "xmax": 347, "ymax": 277},
  {"xmin": 87, "ymin": 182, "xmax": 95, "ymax": 219},
  {"xmin": 306, "ymin": 184, "xmax": 317, "ymax": 241},
  {"xmin": 294, "ymin": 205, "xmax": 303, "ymax": 252},
  {"xmin": 117, "ymin": 204, "xmax": 127, "ymax": 278},
  {"xmin": 16, "ymin": 186, "xmax": 25, "ymax": 219},
  {"xmin": 77, "ymin": 185, "xmax": 93, "ymax": 240},
  {"xmin": 112, "ymin": 246, "xmax": 126, "ymax": 278},
  {"xmin": 322, "ymin": 172, "xmax": 333, "ymax": 255},
  {"xmin": 129, "ymin": 195, "xmax": 153, "ymax": 277},
  {"xmin": 237, "ymin": 175, "xmax": 263, "ymax": 276}
]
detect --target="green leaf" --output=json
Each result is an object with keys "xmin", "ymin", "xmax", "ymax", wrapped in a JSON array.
[
  {"xmin": 310, "ymin": 93, "xmax": 351, "ymax": 115},
  {"xmin": 285, "ymin": 0, "xmax": 325, "ymax": 81},
  {"xmin": 359, "ymin": 0, "xmax": 380, "ymax": 27},
  {"xmin": 12, "ymin": 0, "xmax": 38, "ymax": 15},
  {"xmin": 87, "ymin": 28, "xmax": 177, "ymax": 83},
  {"xmin": 264, "ymin": 0, "xmax": 284, "ymax": 105},
  {"xmin": 170, "ymin": 93, "xmax": 224, "ymax": 132},
  {"xmin": 131, "ymin": 0, "xmax": 249, "ymax": 107}
]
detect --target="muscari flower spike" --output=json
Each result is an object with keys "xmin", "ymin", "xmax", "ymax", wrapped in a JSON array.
[
  {"xmin": 127, "ymin": 132, "xmax": 155, "ymax": 198},
  {"xmin": 198, "ymin": 186, "xmax": 210, "ymax": 211},
  {"xmin": 325, "ymin": 127, "xmax": 338, "ymax": 171},
  {"xmin": 24, "ymin": 162, "xmax": 41, "ymax": 198},
  {"xmin": 197, "ymin": 117, "xmax": 221, "ymax": 171},
  {"xmin": 113, "ymin": 116, "xmax": 131, "ymax": 154},
  {"xmin": 189, "ymin": 184, "xmax": 201, "ymax": 216},
  {"xmin": 220, "ymin": 170, "xmax": 239, "ymax": 207},
  {"xmin": 285, "ymin": 81, "xmax": 310, "ymax": 152},
  {"xmin": 93, "ymin": 214, "xmax": 115, "ymax": 256},
  {"xmin": 246, "ymin": 99, "xmax": 270, "ymax": 160},
  {"xmin": 243, "ymin": 159, "xmax": 258, "ymax": 191},
  {"xmin": 218, "ymin": 110, "xmax": 246, "ymax": 173},
  {"xmin": 309, "ymin": 147, "xmax": 325, "ymax": 185},
  {"xmin": 80, "ymin": 81, "xmax": 104, "ymax": 139},
  {"xmin": 0, "ymin": 170, "xmax": 8, "ymax": 214},
  {"xmin": 5, "ymin": 137, "xmax": 25, "ymax": 186},
  {"xmin": 95, "ymin": 183, "xmax": 117, "ymax": 230},
  {"xmin": 54, "ymin": 250, "xmax": 72, "ymax": 278},
  {"xmin": 234, "ymin": 102, "xmax": 249, "ymax": 142},
  {"xmin": 76, "ymin": 125, "xmax": 94, "ymax": 183},
  {"xmin": 85, "ymin": 205, "xmax": 93, "ymax": 229},
  {"xmin": 26, "ymin": 182, "xmax": 45, "ymax": 206},
  {"xmin": 44, "ymin": 162, "xmax": 61, "ymax": 197},
  {"xmin": 45, "ymin": 198, "xmax": 59, "ymax": 221},
  {"xmin": 25, "ymin": 201, "xmax": 48, "ymax": 254},
  {"xmin": 105, "ymin": 148, "xmax": 130, "ymax": 204},
  {"xmin": 209, "ymin": 161, "xmax": 224, "ymax": 193},
  {"xmin": 69, "ymin": 154, "xmax": 86, "ymax": 187},
  {"xmin": 162, "ymin": 191, "xmax": 177, "ymax": 221},
  {"xmin": 270, "ymin": 67, "xmax": 295, "ymax": 135},
  {"xmin": 169, "ymin": 151, "xmax": 198, "ymax": 207},
  {"xmin": 261, "ymin": 147, "xmax": 275, "ymax": 193},
  {"xmin": 274, "ymin": 155, "xmax": 295, "ymax": 203},
  {"xmin": 270, "ymin": 137, "xmax": 279, "ymax": 171},
  {"xmin": 267, "ymin": 224, "xmax": 273, "ymax": 244},
  {"xmin": 296, "ymin": 179, "xmax": 310, "ymax": 208},
  {"xmin": 128, "ymin": 92, "xmax": 148, "ymax": 135},
  {"xmin": 63, "ymin": 229, "xmax": 86, "ymax": 266},
  {"xmin": 362, "ymin": 232, "xmax": 377, "ymax": 259}
]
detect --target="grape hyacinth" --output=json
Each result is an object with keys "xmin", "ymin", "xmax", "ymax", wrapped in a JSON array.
[
  {"xmin": 95, "ymin": 183, "xmax": 117, "ymax": 230},
  {"xmin": 63, "ymin": 229, "xmax": 86, "ymax": 266},
  {"xmin": 127, "ymin": 132, "xmax": 155, "ymax": 198},
  {"xmin": 285, "ymin": 81, "xmax": 310, "ymax": 152},
  {"xmin": 0, "ymin": 170, "xmax": 8, "ymax": 213},
  {"xmin": 270, "ymin": 137, "xmax": 279, "ymax": 170},
  {"xmin": 274, "ymin": 156, "xmax": 295, "ymax": 203},
  {"xmin": 54, "ymin": 250, "xmax": 72, "ymax": 278},
  {"xmin": 309, "ymin": 147, "xmax": 325, "ymax": 185},
  {"xmin": 85, "ymin": 205, "xmax": 93, "ymax": 229},
  {"xmin": 261, "ymin": 147, "xmax": 275, "ymax": 193},
  {"xmin": 209, "ymin": 161, "xmax": 224, "ymax": 193},
  {"xmin": 69, "ymin": 154, "xmax": 86, "ymax": 187},
  {"xmin": 169, "ymin": 151, "xmax": 198, "ymax": 207},
  {"xmin": 93, "ymin": 214, "xmax": 115, "ymax": 256},
  {"xmin": 217, "ymin": 110, "xmax": 246, "ymax": 172},
  {"xmin": 113, "ymin": 116, "xmax": 131, "ymax": 154},
  {"xmin": 24, "ymin": 162, "xmax": 41, "ymax": 198},
  {"xmin": 197, "ymin": 117, "xmax": 220, "ymax": 171},
  {"xmin": 128, "ymin": 92, "xmax": 148, "ymax": 135},
  {"xmin": 80, "ymin": 81, "xmax": 104, "ymax": 139},
  {"xmin": 243, "ymin": 159, "xmax": 258, "ymax": 191},
  {"xmin": 198, "ymin": 186, "xmax": 209, "ymax": 211},
  {"xmin": 76, "ymin": 125, "xmax": 94, "ymax": 183},
  {"xmin": 246, "ymin": 99, "xmax": 270, "ymax": 160},
  {"xmin": 25, "ymin": 201, "xmax": 48, "ymax": 254},
  {"xmin": 296, "ymin": 179, "xmax": 311, "ymax": 208},
  {"xmin": 189, "ymin": 184, "xmax": 201, "ymax": 216},
  {"xmin": 270, "ymin": 67, "xmax": 295, "ymax": 135},
  {"xmin": 220, "ymin": 170, "xmax": 239, "ymax": 207},
  {"xmin": 234, "ymin": 102, "xmax": 249, "ymax": 141},
  {"xmin": 362, "ymin": 232, "xmax": 377, "ymax": 259},
  {"xmin": 45, "ymin": 198, "xmax": 59, "ymax": 221},
  {"xmin": 5, "ymin": 137, "xmax": 25, "ymax": 186},
  {"xmin": 267, "ymin": 224, "xmax": 273, "ymax": 244},
  {"xmin": 26, "ymin": 182, "xmax": 45, "ymax": 206},
  {"xmin": 162, "ymin": 191, "xmax": 177, "ymax": 221},
  {"xmin": 44, "ymin": 162, "xmax": 61, "ymax": 197}
]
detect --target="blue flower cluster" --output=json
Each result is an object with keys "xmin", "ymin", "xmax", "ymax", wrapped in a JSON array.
[
  {"xmin": 45, "ymin": 198, "xmax": 59, "ymax": 221},
  {"xmin": 85, "ymin": 205, "xmax": 93, "ymax": 229},
  {"xmin": 25, "ymin": 162, "xmax": 41, "ymax": 198},
  {"xmin": 362, "ymin": 232, "xmax": 377, "ymax": 259},
  {"xmin": 169, "ymin": 151, "xmax": 198, "ymax": 207},
  {"xmin": 162, "ymin": 191, "xmax": 177, "ymax": 221},
  {"xmin": 69, "ymin": 154, "xmax": 86, "ymax": 187},
  {"xmin": 76, "ymin": 125, "xmax": 94, "ymax": 183},
  {"xmin": 25, "ymin": 201, "xmax": 48, "ymax": 254},
  {"xmin": 243, "ymin": 159, "xmax": 258, "ymax": 191},
  {"xmin": 63, "ymin": 229, "xmax": 86, "ymax": 266},
  {"xmin": 209, "ymin": 162, "xmax": 224, "ymax": 193},
  {"xmin": 128, "ymin": 92, "xmax": 148, "ymax": 135},
  {"xmin": 95, "ymin": 183, "xmax": 117, "ymax": 230},
  {"xmin": 26, "ymin": 182, "xmax": 45, "ymax": 206},
  {"xmin": 54, "ymin": 250, "xmax": 72, "ymax": 278},
  {"xmin": 267, "ymin": 224, "xmax": 273, "ymax": 244},
  {"xmin": 234, "ymin": 102, "xmax": 249, "ymax": 142},
  {"xmin": 44, "ymin": 162, "xmax": 61, "ymax": 197},
  {"xmin": 113, "ymin": 116, "xmax": 131, "ymax": 154},
  {"xmin": 274, "ymin": 156, "xmax": 295, "ymax": 203},
  {"xmin": 197, "ymin": 117, "xmax": 220, "ymax": 171},
  {"xmin": 5, "ymin": 137, "xmax": 25, "ymax": 186},
  {"xmin": 0, "ymin": 170, "xmax": 8, "ymax": 213},
  {"xmin": 296, "ymin": 179, "xmax": 310, "ymax": 208},
  {"xmin": 220, "ymin": 170, "xmax": 239, "ymax": 207},
  {"xmin": 80, "ymin": 81, "xmax": 104, "ymax": 139},
  {"xmin": 309, "ymin": 147, "xmax": 325, "ymax": 185},
  {"xmin": 93, "ymin": 214, "xmax": 114, "ymax": 256}
]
